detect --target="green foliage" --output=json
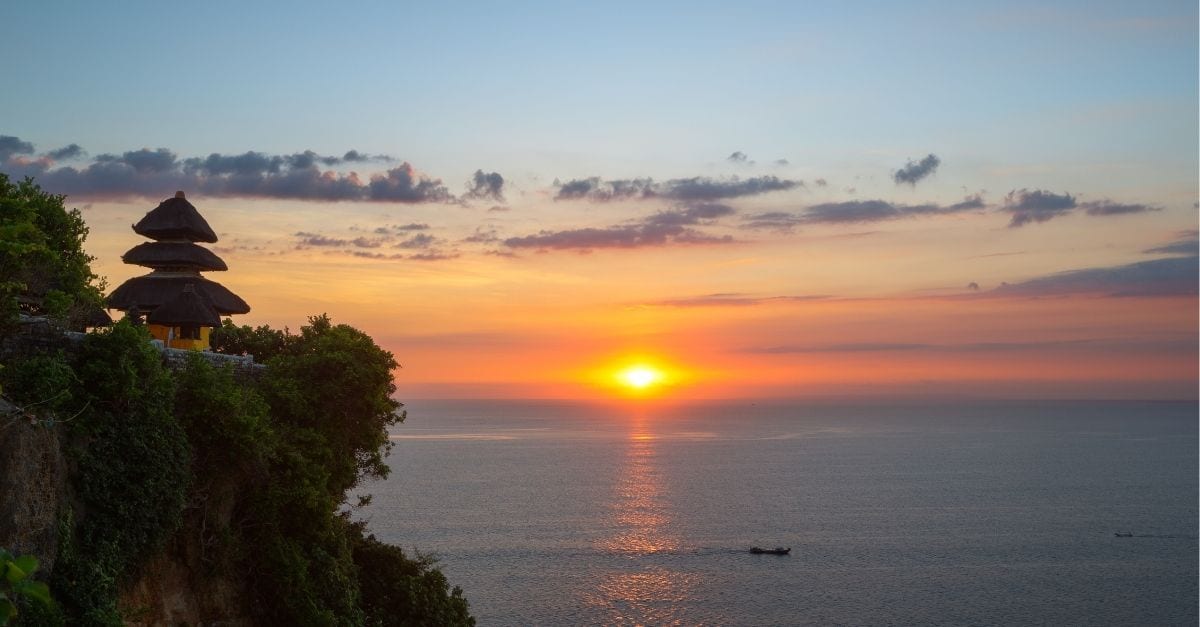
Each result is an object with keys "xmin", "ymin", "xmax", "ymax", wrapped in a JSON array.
[
  {"xmin": 0, "ymin": 550, "xmax": 54, "ymax": 626},
  {"xmin": 261, "ymin": 314, "xmax": 403, "ymax": 493},
  {"xmin": 242, "ymin": 315, "xmax": 403, "ymax": 624},
  {"xmin": 50, "ymin": 321, "xmax": 190, "ymax": 625},
  {"xmin": 174, "ymin": 353, "xmax": 272, "ymax": 475},
  {"xmin": 351, "ymin": 528, "xmax": 474, "ymax": 627},
  {"xmin": 0, "ymin": 175, "xmax": 103, "ymax": 331},
  {"xmin": 9, "ymin": 314, "xmax": 467, "ymax": 626},
  {"xmin": 210, "ymin": 318, "xmax": 291, "ymax": 362},
  {"xmin": 180, "ymin": 315, "xmax": 469, "ymax": 626},
  {"xmin": 0, "ymin": 353, "xmax": 77, "ymax": 419}
]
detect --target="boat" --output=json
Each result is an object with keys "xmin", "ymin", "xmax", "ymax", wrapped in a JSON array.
[{"xmin": 750, "ymin": 546, "xmax": 791, "ymax": 555}]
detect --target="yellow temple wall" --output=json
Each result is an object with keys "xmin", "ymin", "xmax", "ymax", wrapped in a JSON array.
[{"xmin": 147, "ymin": 324, "xmax": 212, "ymax": 350}]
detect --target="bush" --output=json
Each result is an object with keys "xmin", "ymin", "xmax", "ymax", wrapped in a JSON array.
[{"xmin": 351, "ymin": 527, "xmax": 474, "ymax": 627}]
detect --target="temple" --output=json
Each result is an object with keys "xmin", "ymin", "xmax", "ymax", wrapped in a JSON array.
[{"xmin": 107, "ymin": 191, "xmax": 250, "ymax": 349}]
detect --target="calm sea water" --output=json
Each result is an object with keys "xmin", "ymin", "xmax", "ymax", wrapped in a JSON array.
[{"xmin": 359, "ymin": 400, "xmax": 1198, "ymax": 626}]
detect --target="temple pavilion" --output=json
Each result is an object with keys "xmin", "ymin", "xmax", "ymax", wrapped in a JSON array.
[{"xmin": 107, "ymin": 191, "xmax": 250, "ymax": 350}]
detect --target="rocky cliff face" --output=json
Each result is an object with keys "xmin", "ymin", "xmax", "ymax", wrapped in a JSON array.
[
  {"xmin": 0, "ymin": 410, "xmax": 254, "ymax": 626},
  {"xmin": 0, "ymin": 321, "xmax": 253, "ymax": 625},
  {"xmin": 0, "ymin": 405, "xmax": 67, "ymax": 573}
]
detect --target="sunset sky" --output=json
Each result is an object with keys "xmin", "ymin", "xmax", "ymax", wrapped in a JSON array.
[{"xmin": 3, "ymin": 1, "xmax": 1196, "ymax": 399}]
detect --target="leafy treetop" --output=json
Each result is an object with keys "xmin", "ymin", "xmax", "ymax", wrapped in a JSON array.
[{"xmin": 0, "ymin": 174, "xmax": 103, "ymax": 331}]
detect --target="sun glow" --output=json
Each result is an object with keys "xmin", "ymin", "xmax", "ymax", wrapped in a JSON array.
[{"xmin": 619, "ymin": 365, "xmax": 662, "ymax": 390}]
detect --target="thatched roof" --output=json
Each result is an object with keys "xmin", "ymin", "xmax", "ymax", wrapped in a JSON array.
[
  {"xmin": 146, "ymin": 284, "xmax": 221, "ymax": 327},
  {"xmin": 87, "ymin": 307, "xmax": 114, "ymax": 327},
  {"xmin": 122, "ymin": 241, "xmax": 228, "ymax": 271},
  {"xmin": 132, "ymin": 192, "xmax": 218, "ymax": 243},
  {"xmin": 108, "ymin": 274, "xmax": 250, "ymax": 315}
]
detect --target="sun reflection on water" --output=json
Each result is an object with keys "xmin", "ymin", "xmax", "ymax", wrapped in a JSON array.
[
  {"xmin": 597, "ymin": 417, "xmax": 678, "ymax": 555},
  {"xmin": 585, "ymin": 415, "xmax": 698, "ymax": 623}
]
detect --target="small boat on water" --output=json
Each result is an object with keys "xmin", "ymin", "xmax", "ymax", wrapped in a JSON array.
[{"xmin": 750, "ymin": 546, "xmax": 791, "ymax": 555}]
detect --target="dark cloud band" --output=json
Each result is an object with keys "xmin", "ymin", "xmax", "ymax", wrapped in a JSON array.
[
  {"xmin": 0, "ymin": 135, "xmax": 457, "ymax": 203},
  {"xmin": 553, "ymin": 174, "xmax": 801, "ymax": 202}
]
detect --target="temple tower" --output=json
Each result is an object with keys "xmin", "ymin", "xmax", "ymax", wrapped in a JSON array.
[{"xmin": 107, "ymin": 191, "xmax": 250, "ymax": 349}]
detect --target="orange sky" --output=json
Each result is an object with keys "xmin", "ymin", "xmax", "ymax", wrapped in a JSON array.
[
  {"xmin": 83, "ymin": 194, "xmax": 1197, "ymax": 400},
  {"xmin": 5, "ymin": 1, "xmax": 1196, "ymax": 401}
]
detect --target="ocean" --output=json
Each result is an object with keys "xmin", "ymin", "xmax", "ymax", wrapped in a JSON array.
[{"xmin": 358, "ymin": 400, "xmax": 1198, "ymax": 626}]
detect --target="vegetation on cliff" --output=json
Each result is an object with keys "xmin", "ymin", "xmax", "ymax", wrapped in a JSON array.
[
  {"xmin": 1, "ymin": 178, "xmax": 473, "ymax": 625},
  {"xmin": 0, "ymin": 173, "xmax": 103, "ymax": 332}
]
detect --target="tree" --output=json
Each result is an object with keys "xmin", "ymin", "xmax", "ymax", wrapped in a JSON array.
[
  {"xmin": 209, "ymin": 319, "xmax": 292, "ymax": 362},
  {"xmin": 0, "ymin": 175, "xmax": 103, "ymax": 332},
  {"xmin": 259, "ymin": 314, "xmax": 403, "ymax": 494}
]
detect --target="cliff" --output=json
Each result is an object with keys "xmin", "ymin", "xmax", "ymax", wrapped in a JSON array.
[{"xmin": 0, "ymin": 317, "xmax": 473, "ymax": 626}]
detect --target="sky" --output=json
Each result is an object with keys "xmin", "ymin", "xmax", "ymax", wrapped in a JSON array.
[{"xmin": 2, "ymin": 1, "xmax": 1196, "ymax": 399}]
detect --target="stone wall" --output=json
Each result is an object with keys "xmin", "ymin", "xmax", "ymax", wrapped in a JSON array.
[{"xmin": 155, "ymin": 340, "xmax": 266, "ymax": 380}]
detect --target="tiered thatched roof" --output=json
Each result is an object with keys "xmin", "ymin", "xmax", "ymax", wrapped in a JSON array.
[
  {"xmin": 146, "ymin": 284, "xmax": 221, "ymax": 327},
  {"xmin": 109, "ymin": 275, "xmax": 249, "ymax": 315},
  {"xmin": 122, "ymin": 241, "xmax": 228, "ymax": 271},
  {"xmin": 108, "ymin": 191, "xmax": 249, "ymax": 323},
  {"xmin": 132, "ymin": 192, "xmax": 218, "ymax": 242}
]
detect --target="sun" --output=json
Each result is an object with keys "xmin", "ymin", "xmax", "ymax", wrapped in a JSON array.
[{"xmin": 618, "ymin": 365, "xmax": 663, "ymax": 390}]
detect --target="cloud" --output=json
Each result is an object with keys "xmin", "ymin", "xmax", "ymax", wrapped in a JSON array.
[
  {"xmin": 0, "ymin": 134, "xmax": 445, "ymax": 203},
  {"xmin": 814, "ymin": 178, "xmax": 827, "ymax": 187},
  {"xmin": 648, "ymin": 293, "xmax": 828, "ymax": 307},
  {"xmin": 742, "ymin": 195, "xmax": 986, "ymax": 229},
  {"xmin": 504, "ymin": 224, "xmax": 733, "ymax": 251},
  {"xmin": 643, "ymin": 203, "xmax": 735, "ymax": 226},
  {"xmin": 408, "ymin": 250, "xmax": 461, "ymax": 261},
  {"xmin": 1143, "ymin": 231, "xmax": 1199, "ymax": 256},
  {"xmin": 553, "ymin": 175, "xmax": 801, "ymax": 202},
  {"xmin": 742, "ymin": 338, "xmax": 1193, "ymax": 354},
  {"xmin": 367, "ymin": 163, "xmax": 452, "ymax": 202},
  {"xmin": 1001, "ymin": 189, "xmax": 1162, "ymax": 227},
  {"xmin": 340, "ymin": 149, "xmax": 392, "ymax": 163},
  {"xmin": 0, "ymin": 135, "xmax": 35, "ymax": 160},
  {"xmin": 992, "ymin": 256, "xmax": 1198, "ymax": 297},
  {"xmin": 395, "ymin": 233, "xmax": 439, "ymax": 249},
  {"xmin": 741, "ymin": 211, "xmax": 807, "ymax": 232},
  {"xmin": 101, "ymin": 148, "xmax": 178, "ymax": 173},
  {"xmin": 1002, "ymin": 189, "xmax": 1076, "ymax": 226},
  {"xmin": 967, "ymin": 282, "xmax": 980, "ymax": 291},
  {"xmin": 462, "ymin": 227, "xmax": 500, "ymax": 244},
  {"xmin": 299, "ymin": 232, "xmax": 458, "ymax": 262},
  {"xmin": 555, "ymin": 177, "xmax": 655, "ymax": 201},
  {"xmin": 46, "ymin": 144, "xmax": 85, "ymax": 161},
  {"xmin": 465, "ymin": 169, "xmax": 505, "ymax": 202},
  {"xmin": 893, "ymin": 154, "xmax": 940, "ymax": 186},
  {"xmin": 348, "ymin": 251, "xmax": 403, "ymax": 260},
  {"xmin": 395, "ymin": 223, "xmax": 430, "ymax": 231},
  {"xmin": 749, "ymin": 342, "xmax": 931, "ymax": 353},
  {"xmin": 774, "ymin": 159, "xmax": 790, "ymax": 166},
  {"xmin": 505, "ymin": 202, "xmax": 739, "ymax": 252},
  {"xmin": 295, "ymin": 232, "xmax": 349, "ymax": 247},
  {"xmin": 668, "ymin": 175, "xmax": 800, "ymax": 201},
  {"xmin": 1080, "ymin": 200, "xmax": 1160, "ymax": 216},
  {"xmin": 728, "ymin": 151, "xmax": 749, "ymax": 163}
]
